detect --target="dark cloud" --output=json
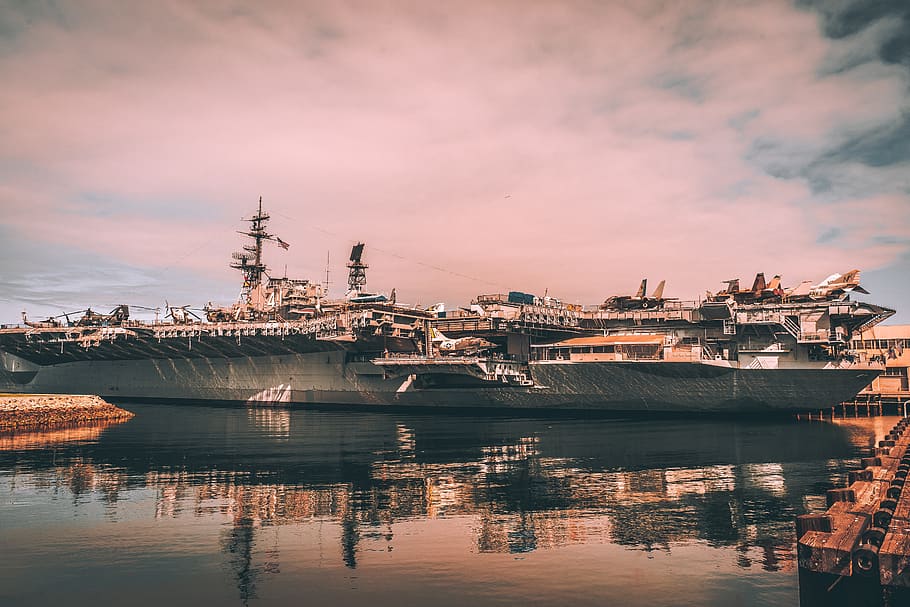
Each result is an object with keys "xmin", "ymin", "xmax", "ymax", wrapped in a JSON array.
[
  {"xmin": 0, "ymin": 0, "xmax": 61, "ymax": 39},
  {"xmin": 816, "ymin": 111, "xmax": 910, "ymax": 169},
  {"xmin": 817, "ymin": 227, "xmax": 842, "ymax": 244},
  {"xmin": 759, "ymin": 2, "xmax": 910, "ymax": 202},
  {"xmin": 652, "ymin": 72, "xmax": 706, "ymax": 102},
  {"xmin": 745, "ymin": 138, "xmax": 811, "ymax": 180},
  {"xmin": 728, "ymin": 109, "xmax": 760, "ymax": 132},
  {"xmin": 798, "ymin": 0, "xmax": 910, "ymax": 57}
]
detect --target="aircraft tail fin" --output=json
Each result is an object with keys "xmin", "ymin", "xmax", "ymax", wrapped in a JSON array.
[
  {"xmin": 840, "ymin": 269, "xmax": 860, "ymax": 284},
  {"xmin": 651, "ymin": 280, "xmax": 665, "ymax": 300},
  {"xmin": 841, "ymin": 269, "xmax": 869, "ymax": 294},
  {"xmin": 635, "ymin": 279, "xmax": 647, "ymax": 299}
]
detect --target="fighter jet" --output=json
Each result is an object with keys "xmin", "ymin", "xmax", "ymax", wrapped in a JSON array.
[
  {"xmin": 712, "ymin": 273, "xmax": 784, "ymax": 304},
  {"xmin": 600, "ymin": 279, "xmax": 672, "ymax": 311},
  {"xmin": 429, "ymin": 327, "xmax": 495, "ymax": 355},
  {"xmin": 807, "ymin": 269, "xmax": 869, "ymax": 300}
]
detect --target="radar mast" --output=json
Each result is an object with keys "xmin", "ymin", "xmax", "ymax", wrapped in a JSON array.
[
  {"xmin": 347, "ymin": 242, "xmax": 368, "ymax": 297},
  {"xmin": 230, "ymin": 197, "xmax": 286, "ymax": 304}
]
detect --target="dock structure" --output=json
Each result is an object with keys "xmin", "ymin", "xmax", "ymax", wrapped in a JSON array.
[
  {"xmin": 797, "ymin": 416, "xmax": 910, "ymax": 586},
  {"xmin": 803, "ymin": 396, "xmax": 910, "ymax": 420}
]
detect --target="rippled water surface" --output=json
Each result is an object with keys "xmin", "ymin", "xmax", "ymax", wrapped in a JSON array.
[{"xmin": 0, "ymin": 405, "xmax": 902, "ymax": 606}]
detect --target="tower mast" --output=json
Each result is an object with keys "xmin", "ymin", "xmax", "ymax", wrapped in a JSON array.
[{"xmin": 230, "ymin": 197, "xmax": 283, "ymax": 304}]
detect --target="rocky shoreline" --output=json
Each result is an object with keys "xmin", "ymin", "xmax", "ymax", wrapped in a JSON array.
[{"xmin": 0, "ymin": 394, "xmax": 134, "ymax": 431}]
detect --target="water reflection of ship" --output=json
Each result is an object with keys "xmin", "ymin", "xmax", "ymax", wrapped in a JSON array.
[
  {"xmin": 146, "ymin": 458, "xmax": 804, "ymax": 579},
  {"xmin": 1, "ymin": 409, "xmax": 869, "ymax": 600}
]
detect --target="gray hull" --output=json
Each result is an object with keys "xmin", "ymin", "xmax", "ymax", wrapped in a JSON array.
[{"xmin": 0, "ymin": 349, "xmax": 878, "ymax": 413}]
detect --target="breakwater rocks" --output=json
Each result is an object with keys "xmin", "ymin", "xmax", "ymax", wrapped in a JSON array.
[{"xmin": 0, "ymin": 394, "xmax": 134, "ymax": 431}]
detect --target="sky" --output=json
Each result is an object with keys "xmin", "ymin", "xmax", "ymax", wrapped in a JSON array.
[{"xmin": 1, "ymin": 0, "xmax": 908, "ymax": 324}]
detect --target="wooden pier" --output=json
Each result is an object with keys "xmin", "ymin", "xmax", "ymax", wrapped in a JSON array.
[
  {"xmin": 799, "ymin": 396, "xmax": 910, "ymax": 421},
  {"xmin": 797, "ymin": 416, "xmax": 910, "ymax": 587}
]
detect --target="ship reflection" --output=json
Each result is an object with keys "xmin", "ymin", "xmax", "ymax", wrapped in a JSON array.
[{"xmin": 0, "ymin": 406, "xmax": 873, "ymax": 604}]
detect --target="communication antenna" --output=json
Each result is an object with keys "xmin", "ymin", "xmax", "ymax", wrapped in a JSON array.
[{"xmin": 324, "ymin": 250, "xmax": 331, "ymax": 295}]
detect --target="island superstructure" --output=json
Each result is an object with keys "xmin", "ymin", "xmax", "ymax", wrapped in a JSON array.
[{"xmin": 0, "ymin": 203, "xmax": 895, "ymax": 413}]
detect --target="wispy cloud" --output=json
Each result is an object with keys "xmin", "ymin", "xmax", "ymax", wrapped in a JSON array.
[{"xmin": 0, "ymin": 0, "xmax": 908, "ymax": 320}]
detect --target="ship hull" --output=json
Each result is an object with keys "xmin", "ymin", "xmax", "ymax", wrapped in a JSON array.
[{"xmin": 0, "ymin": 350, "xmax": 878, "ymax": 413}]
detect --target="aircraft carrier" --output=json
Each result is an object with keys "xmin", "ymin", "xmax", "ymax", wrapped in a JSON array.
[{"xmin": 0, "ymin": 202, "xmax": 895, "ymax": 413}]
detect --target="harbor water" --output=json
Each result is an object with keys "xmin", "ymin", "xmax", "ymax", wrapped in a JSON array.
[{"xmin": 0, "ymin": 404, "xmax": 904, "ymax": 606}]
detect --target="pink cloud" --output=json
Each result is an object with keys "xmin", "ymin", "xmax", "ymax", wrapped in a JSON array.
[{"xmin": 0, "ymin": 0, "xmax": 907, "ymax": 314}]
